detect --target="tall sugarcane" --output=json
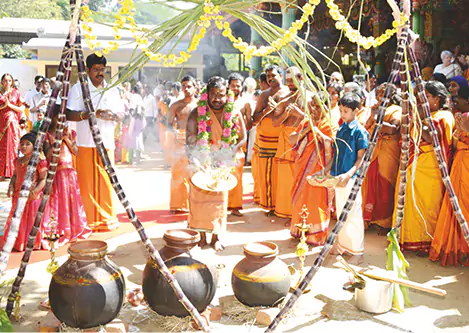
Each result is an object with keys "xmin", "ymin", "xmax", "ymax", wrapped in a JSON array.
[
  {"xmin": 72, "ymin": 18, "xmax": 208, "ymax": 332},
  {"xmin": 0, "ymin": 43, "xmax": 74, "ymax": 277},
  {"xmin": 386, "ymin": 29, "xmax": 412, "ymax": 312},
  {"xmin": 406, "ymin": 46, "xmax": 469, "ymax": 247},
  {"xmin": 265, "ymin": 28, "xmax": 410, "ymax": 333},
  {"xmin": 4, "ymin": 48, "xmax": 74, "ymax": 317}
]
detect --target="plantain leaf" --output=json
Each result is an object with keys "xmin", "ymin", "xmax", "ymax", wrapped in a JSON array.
[{"xmin": 0, "ymin": 309, "xmax": 13, "ymax": 332}]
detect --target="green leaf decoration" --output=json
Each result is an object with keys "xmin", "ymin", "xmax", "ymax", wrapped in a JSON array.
[{"xmin": 0, "ymin": 309, "xmax": 13, "ymax": 332}]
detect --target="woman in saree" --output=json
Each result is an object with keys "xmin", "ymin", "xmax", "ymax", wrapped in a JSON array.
[
  {"xmin": 0, "ymin": 73, "xmax": 24, "ymax": 180},
  {"xmin": 362, "ymin": 83, "xmax": 402, "ymax": 231}
]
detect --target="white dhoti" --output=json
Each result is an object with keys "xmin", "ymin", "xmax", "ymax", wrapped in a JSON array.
[
  {"xmin": 247, "ymin": 126, "xmax": 257, "ymax": 162},
  {"xmin": 335, "ymin": 179, "xmax": 364, "ymax": 256}
]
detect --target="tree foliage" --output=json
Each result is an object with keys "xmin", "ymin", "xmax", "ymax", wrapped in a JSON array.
[{"xmin": 1, "ymin": 0, "xmax": 63, "ymax": 20}]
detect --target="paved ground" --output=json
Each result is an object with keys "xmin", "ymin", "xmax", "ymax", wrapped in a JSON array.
[{"xmin": 0, "ymin": 141, "xmax": 468, "ymax": 332}]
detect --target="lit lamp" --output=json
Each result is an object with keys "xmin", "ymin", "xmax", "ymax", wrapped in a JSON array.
[{"xmin": 290, "ymin": 205, "xmax": 312, "ymax": 293}]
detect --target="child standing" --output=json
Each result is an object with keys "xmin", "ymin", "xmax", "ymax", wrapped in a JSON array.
[
  {"xmin": 32, "ymin": 110, "xmax": 45, "ymax": 133},
  {"xmin": 3, "ymin": 132, "xmax": 49, "ymax": 251},
  {"xmin": 44, "ymin": 114, "xmax": 92, "ymax": 246},
  {"xmin": 329, "ymin": 93, "xmax": 369, "ymax": 264}
]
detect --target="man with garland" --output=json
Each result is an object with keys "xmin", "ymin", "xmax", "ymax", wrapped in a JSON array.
[
  {"xmin": 186, "ymin": 76, "xmax": 247, "ymax": 251},
  {"xmin": 252, "ymin": 65, "xmax": 290, "ymax": 216},
  {"xmin": 167, "ymin": 76, "xmax": 198, "ymax": 214},
  {"xmin": 271, "ymin": 66, "xmax": 305, "ymax": 222}
]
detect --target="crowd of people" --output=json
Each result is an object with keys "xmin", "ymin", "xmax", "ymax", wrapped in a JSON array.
[{"xmin": 0, "ymin": 50, "xmax": 468, "ymax": 267}]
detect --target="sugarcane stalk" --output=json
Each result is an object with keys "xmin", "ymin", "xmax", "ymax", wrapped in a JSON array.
[
  {"xmin": 265, "ymin": 28, "xmax": 410, "ymax": 333},
  {"xmin": 73, "ymin": 23, "xmax": 209, "ymax": 332},
  {"xmin": 5, "ymin": 49, "xmax": 74, "ymax": 317},
  {"xmin": 385, "ymin": 29, "xmax": 412, "ymax": 312},
  {"xmin": 392, "ymin": 42, "xmax": 411, "ymax": 229},
  {"xmin": 407, "ymin": 46, "xmax": 469, "ymax": 247},
  {"xmin": 0, "ymin": 44, "xmax": 74, "ymax": 278}
]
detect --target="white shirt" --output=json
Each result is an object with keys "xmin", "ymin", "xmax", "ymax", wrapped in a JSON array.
[
  {"xmin": 67, "ymin": 79, "xmax": 124, "ymax": 149},
  {"xmin": 143, "ymin": 94, "xmax": 157, "ymax": 118},
  {"xmin": 364, "ymin": 88, "xmax": 377, "ymax": 108},
  {"xmin": 434, "ymin": 63, "xmax": 463, "ymax": 79},
  {"xmin": 25, "ymin": 89, "xmax": 39, "ymax": 108},
  {"xmin": 30, "ymin": 90, "xmax": 51, "ymax": 123}
]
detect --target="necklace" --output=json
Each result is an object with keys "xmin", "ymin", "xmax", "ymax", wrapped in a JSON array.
[
  {"xmin": 196, "ymin": 88, "xmax": 238, "ymax": 164},
  {"xmin": 20, "ymin": 156, "xmax": 31, "ymax": 167}
]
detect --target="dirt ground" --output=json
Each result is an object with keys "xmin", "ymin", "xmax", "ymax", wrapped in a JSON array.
[{"xmin": 0, "ymin": 146, "xmax": 468, "ymax": 333}]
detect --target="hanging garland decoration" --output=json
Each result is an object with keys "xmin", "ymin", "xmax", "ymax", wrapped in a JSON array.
[
  {"xmin": 80, "ymin": 0, "xmax": 408, "ymax": 64},
  {"xmin": 325, "ymin": 0, "xmax": 408, "ymax": 49},
  {"xmin": 196, "ymin": 88, "xmax": 239, "ymax": 165}
]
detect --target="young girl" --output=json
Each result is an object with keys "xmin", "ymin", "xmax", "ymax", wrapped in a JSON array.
[
  {"xmin": 44, "ymin": 113, "xmax": 91, "ymax": 246},
  {"xmin": 3, "ymin": 132, "xmax": 49, "ymax": 251}
]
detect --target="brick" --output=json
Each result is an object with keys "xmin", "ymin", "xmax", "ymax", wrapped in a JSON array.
[
  {"xmin": 191, "ymin": 309, "xmax": 211, "ymax": 330},
  {"xmin": 255, "ymin": 308, "xmax": 280, "ymax": 326},
  {"xmin": 37, "ymin": 311, "xmax": 60, "ymax": 333},
  {"xmin": 209, "ymin": 306, "xmax": 222, "ymax": 321},
  {"xmin": 219, "ymin": 295, "xmax": 238, "ymax": 311},
  {"xmin": 83, "ymin": 319, "xmax": 128, "ymax": 333}
]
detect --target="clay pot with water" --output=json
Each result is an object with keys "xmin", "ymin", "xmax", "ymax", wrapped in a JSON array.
[
  {"xmin": 232, "ymin": 241, "xmax": 291, "ymax": 307},
  {"xmin": 142, "ymin": 229, "xmax": 217, "ymax": 317},
  {"xmin": 49, "ymin": 240, "xmax": 125, "ymax": 329}
]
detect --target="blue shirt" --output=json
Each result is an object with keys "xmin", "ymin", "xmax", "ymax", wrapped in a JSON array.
[{"xmin": 331, "ymin": 120, "xmax": 369, "ymax": 178}]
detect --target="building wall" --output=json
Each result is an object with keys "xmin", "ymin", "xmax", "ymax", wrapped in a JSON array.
[{"xmin": 0, "ymin": 59, "xmax": 37, "ymax": 95}]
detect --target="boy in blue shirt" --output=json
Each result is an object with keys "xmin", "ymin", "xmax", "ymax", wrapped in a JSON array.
[{"xmin": 330, "ymin": 92, "xmax": 369, "ymax": 264}]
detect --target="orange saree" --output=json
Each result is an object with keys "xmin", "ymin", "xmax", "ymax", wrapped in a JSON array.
[
  {"xmin": 290, "ymin": 118, "xmax": 335, "ymax": 245},
  {"xmin": 362, "ymin": 105, "xmax": 401, "ymax": 228},
  {"xmin": 430, "ymin": 133, "xmax": 469, "ymax": 266}
]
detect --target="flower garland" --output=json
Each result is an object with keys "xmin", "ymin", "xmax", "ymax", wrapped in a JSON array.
[
  {"xmin": 325, "ymin": 0, "xmax": 408, "ymax": 49},
  {"xmin": 219, "ymin": 0, "xmax": 321, "ymax": 59},
  {"xmin": 196, "ymin": 89, "xmax": 239, "ymax": 163}
]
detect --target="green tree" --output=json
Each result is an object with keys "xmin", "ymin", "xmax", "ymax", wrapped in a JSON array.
[{"xmin": 1, "ymin": 0, "xmax": 63, "ymax": 20}]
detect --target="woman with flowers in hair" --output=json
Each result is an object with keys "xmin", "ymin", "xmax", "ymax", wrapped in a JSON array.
[{"xmin": 186, "ymin": 76, "xmax": 247, "ymax": 251}]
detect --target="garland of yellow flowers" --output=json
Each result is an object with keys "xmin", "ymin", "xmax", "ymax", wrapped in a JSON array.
[
  {"xmin": 325, "ymin": 0, "xmax": 408, "ymax": 49},
  {"xmin": 80, "ymin": 0, "xmax": 409, "ymax": 65}
]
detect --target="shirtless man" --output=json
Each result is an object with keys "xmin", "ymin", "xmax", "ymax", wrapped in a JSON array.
[
  {"xmin": 252, "ymin": 65, "xmax": 290, "ymax": 215},
  {"xmin": 186, "ymin": 76, "xmax": 247, "ymax": 251},
  {"xmin": 167, "ymin": 76, "xmax": 198, "ymax": 214},
  {"xmin": 270, "ymin": 66, "xmax": 307, "ymax": 221}
]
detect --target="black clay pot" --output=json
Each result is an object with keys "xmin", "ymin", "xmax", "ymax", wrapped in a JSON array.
[
  {"xmin": 49, "ymin": 240, "xmax": 125, "ymax": 329},
  {"xmin": 142, "ymin": 229, "xmax": 217, "ymax": 317},
  {"xmin": 232, "ymin": 241, "xmax": 291, "ymax": 307}
]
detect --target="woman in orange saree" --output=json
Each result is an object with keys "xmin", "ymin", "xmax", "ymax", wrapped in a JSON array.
[
  {"xmin": 362, "ymin": 83, "xmax": 402, "ymax": 230},
  {"xmin": 430, "ymin": 88, "xmax": 469, "ymax": 266},
  {"xmin": 290, "ymin": 100, "xmax": 336, "ymax": 246}
]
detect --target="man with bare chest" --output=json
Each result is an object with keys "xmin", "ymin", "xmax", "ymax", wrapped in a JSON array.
[
  {"xmin": 186, "ymin": 76, "xmax": 247, "ymax": 251},
  {"xmin": 252, "ymin": 65, "xmax": 290, "ymax": 215},
  {"xmin": 271, "ymin": 66, "xmax": 306, "ymax": 220},
  {"xmin": 167, "ymin": 76, "xmax": 198, "ymax": 214}
]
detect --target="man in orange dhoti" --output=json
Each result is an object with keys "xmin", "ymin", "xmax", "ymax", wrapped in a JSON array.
[
  {"xmin": 227, "ymin": 73, "xmax": 249, "ymax": 216},
  {"xmin": 272, "ymin": 67, "xmax": 305, "ymax": 220},
  {"xmin": 362, "ymin": 83, "xmax": 402, "ymax": 230},
  {"xmin": 67, "ymin": 54, "xmax": 124, "ymax": 231},
  {"xmin": 289, "ymin": 95, "xmax": 336, "ymax": 245},
  {"xmin": 393, "ymin": 81, "xmax": 454, "ymax": 255},
  {"xmin": 252, "ymin": 65, "xmax": 290, "ymax": 215},
  {"xmin": 186, "ymin": 77, "xmax": 247, "ymax": 251},
  {"xmin": 168, "ymin": 76, "xmax": 198, "ymax": 213}
]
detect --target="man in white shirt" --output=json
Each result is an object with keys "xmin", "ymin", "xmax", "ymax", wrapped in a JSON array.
[
  {"xmin": 66, "ymin": 54, "xmax": 124, "ymax": 232},
  {"xmin": 143, "ymin": 86, "xmax": 157, "ymax": 142},
  {"xmin": 24, "ymin": 75, "xmax": 44, "ymax": 129},
  {"xmin": 30, "ymin": 78, "xmax": 52, "ymax": 125}
]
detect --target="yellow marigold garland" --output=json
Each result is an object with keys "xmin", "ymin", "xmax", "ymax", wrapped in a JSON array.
[
  {"xmin": 325, "ymin": 0, "xmax": 408, "ymax": 49},
  {"xmin": 80, "ymin": 0, "xmax": 409, "ymax": 66}
]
